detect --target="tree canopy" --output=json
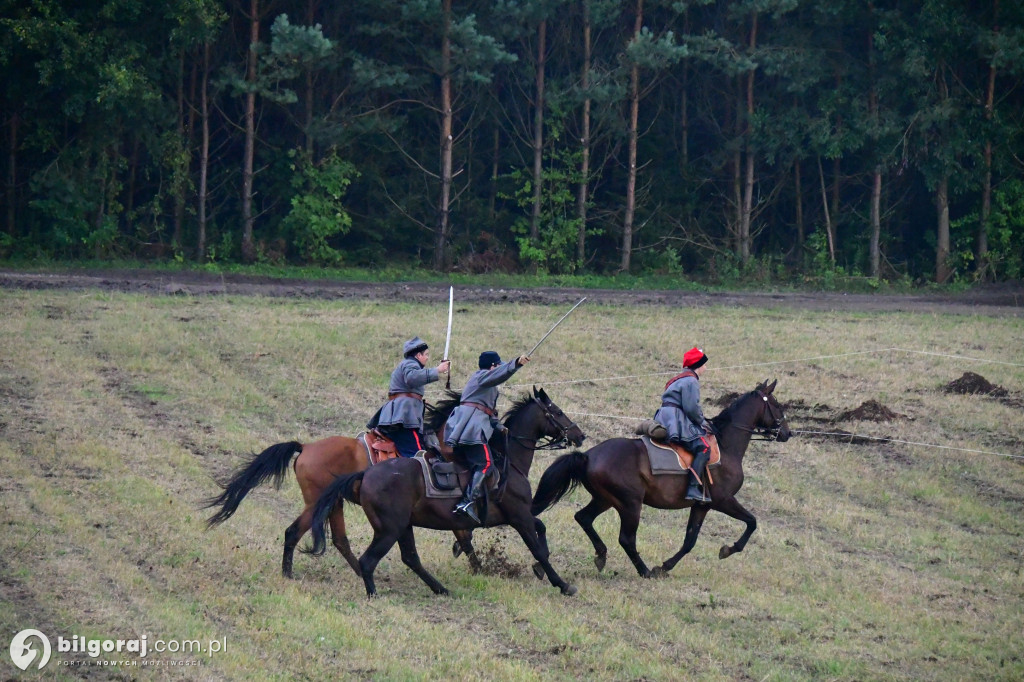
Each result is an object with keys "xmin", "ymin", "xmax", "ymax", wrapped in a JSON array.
[{"xmin": 2, "ymin": 0, "xmax": 1022, "ymax": 282}]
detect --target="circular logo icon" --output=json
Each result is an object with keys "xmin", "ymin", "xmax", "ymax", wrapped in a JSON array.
[{"xmin": 9, "ymin": 629, "xmax": 52, "ymax": 671}]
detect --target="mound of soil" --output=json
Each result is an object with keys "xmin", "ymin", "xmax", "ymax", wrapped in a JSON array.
[
  {"xmin": 943, "ymin": 372, "xmax": 1008, "ymax": 397},
  {"xmin": 714, "ymin": 391, "xmax": 744, "ymax": 407},
  {"xmin": 835, "ymin": 399, "xmax": 906, "ymax": 422},
  {"xmin": 475, "ymin": 541, "xmax": 523, "ymax": 579}
]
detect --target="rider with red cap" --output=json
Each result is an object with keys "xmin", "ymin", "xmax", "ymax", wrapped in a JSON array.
[{"xmin": 654, "ymin": 347, "xmax": 712, "ymax": 503}]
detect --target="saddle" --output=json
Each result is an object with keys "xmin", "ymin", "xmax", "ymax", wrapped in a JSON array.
[
  {"xmin": 634, "ymin": 420, "xmax": 720, "ymax": 479},
  {"xmin": 358, "ymin": 429, "xmax": 399, "ymax": 465},
  {"xmin": 412, "ymin": 450, "xmax": 501, "ymax": 499}
]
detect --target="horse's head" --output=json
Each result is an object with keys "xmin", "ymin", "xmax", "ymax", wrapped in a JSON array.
[
  {"xmin": 754, "ymin": 379, "xmax": 790, "ymax": 442},
  {"xmin": 505, "ymin": 387, "xmax": 585, "ymax": 450}
]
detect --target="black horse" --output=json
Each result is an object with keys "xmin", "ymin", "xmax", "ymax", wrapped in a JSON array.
[
  {"xmin": 309, "ymin": 387, "xmax": 586, "ymax": 596},
  {"xmin": 531, "ymin": 380, "xmax": 790, "ymax": 577}
]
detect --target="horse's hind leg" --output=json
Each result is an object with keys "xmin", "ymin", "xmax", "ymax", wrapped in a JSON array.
[
  {"xmin": 653, "ymin": 504, "xmax": 710, "ymax": 577},
  {"xmin": 282, "ymin": 508, "xmax": 313, "ymax": 579},
  {"xmin": 713, "ymin": 496, "xmax": 757, "ymax": 559},
  {"xmin": 575, "ymin": 498, "xmax": 612, "ymax": 572},
  {"xmin": 358, "ymin": 529, "xmax": 402, "ymax": 597},
  {"xmin": 530, "ymin": 518, "xmax": 550, "ymax": 580},
  {"xmin": 328, "ymin": 508, "xmax": 361, "ymax": 577},
  {"xmin": 616, "ymin": 504, "xmax": 653, "ymax": 578},
  {"xmin": 398, "ymin": 527, "xmax": 449, "ymax": 596}
]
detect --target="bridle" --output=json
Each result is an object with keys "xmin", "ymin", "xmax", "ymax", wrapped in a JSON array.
[
  {"xmin": 730, "ymin": 389, "xmax": 787, "ymax": 441},
  {"xmin": 508, "ymin": 396, "xmax": 584, "ymax": 451}
]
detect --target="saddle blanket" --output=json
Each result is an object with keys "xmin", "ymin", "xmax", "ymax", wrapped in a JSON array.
[{"xmin": 640, "ymin": 435, "xmax": 721, "ymax": 476}]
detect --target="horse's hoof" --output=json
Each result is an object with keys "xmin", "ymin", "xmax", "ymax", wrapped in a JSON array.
[
  {"xmin": 452, "ymin": 541, "xmax": 462, "ymax": 558},
  {"xmin": 649, "ymin": 566, "xmax": 668, "ymax": 579},
  {"xmin": 561, "ymin": 584, "xmax": 578, "ymax": 596},
  {"xmin": 594, "ymin": 554, "xmax": 606, "ymax": 572},
  {"xmin": 436, "ymin": 588, "xmax": 451, "ymax": 597},
  {"xmin": 532, "ymin": 562, "xmax": 545, "ymax": 580},
  {"xmin": 719, "ymin": 545, "xmax": 733, "ymax": 559}
]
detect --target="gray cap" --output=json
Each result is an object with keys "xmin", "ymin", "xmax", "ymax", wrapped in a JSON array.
[{"xmin": 403, "ymin": 336, "xmax": 429, "ymax": 357}]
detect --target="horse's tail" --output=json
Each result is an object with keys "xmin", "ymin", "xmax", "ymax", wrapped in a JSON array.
[
  {"xmin": 204, "ymin": 441, "xmax": 302, "ymax": 527},
  {"xmin": 531, "ymin": 450, "xmax": 589, "ymax": 515},
  {"xmin": 306, "ymin": 471, "xmax": 364, "ymax": 556}
]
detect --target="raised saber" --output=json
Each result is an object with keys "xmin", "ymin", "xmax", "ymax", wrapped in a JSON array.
[
  {"xmin": 443, "ymin": 286, "xmax": 453, "ymax": 389},
  {"xmin": 527, "ymin": 297, "xmax": 587, "ymax": 358}
]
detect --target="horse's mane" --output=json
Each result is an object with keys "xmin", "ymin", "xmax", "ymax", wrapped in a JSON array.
[
  {"xmin": 424, "ymin": 390, "xmax": 463, "ymax": 431},
  {"xmin": 501, "ymin": 393, "xmax": 533, "ymax": 423},
  {"xmin": 709, "ymin": 391, "xmax": 756, "ymax": 432}
]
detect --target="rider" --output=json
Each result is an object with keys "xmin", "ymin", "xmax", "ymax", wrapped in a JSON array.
[
  {"xmin": 445, "ymin": 351, "xmax": 530, "ymax": 523},
  {"xmin": 369, "ymin": 336, "xmax": 450, "ymax": 458},
  {"xmin": 654, "ymin": 346, "xmax": 712, "ymax": 503}
]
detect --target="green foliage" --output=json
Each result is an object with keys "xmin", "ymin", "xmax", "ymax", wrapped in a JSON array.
[
  {"xmin": 281, "ymin": 149, "xmax": 359, "ymax": 266},
  {"xmin": 951, "ymin": 178, "xmax": 1024, "ymax": 281},
  {"xmin": 503, "ymin": 122, "xmax": 590, "ymax": 274}
]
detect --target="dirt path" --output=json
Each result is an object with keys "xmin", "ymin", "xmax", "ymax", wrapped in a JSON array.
[{"xmin": 2, "ymin": 268, "xmax": 1022, "ymax": 316}]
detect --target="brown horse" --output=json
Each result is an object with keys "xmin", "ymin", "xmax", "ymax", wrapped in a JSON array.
[
  {"xmin": 307, "ymin": 388, "xmax": 586, "ymax": 597},
  {"xmin": 203, "ymin": 394, "xmax": 476, "ymax": 578},
  {"xmin": 531, "ymin": 380, "xmax": 790, "ymax": 578}
]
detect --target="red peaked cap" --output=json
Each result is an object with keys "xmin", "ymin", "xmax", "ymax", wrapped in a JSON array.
[{"xmin": 683, "ymin": 347, "xmax": 708, "ymax": 369}]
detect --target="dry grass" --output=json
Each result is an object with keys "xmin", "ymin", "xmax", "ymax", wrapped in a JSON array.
[{"xmin": 1, "ymin": 290, "xmax": 1022, "ymax": 681}]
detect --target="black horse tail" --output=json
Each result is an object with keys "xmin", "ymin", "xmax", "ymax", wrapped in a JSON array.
[
  {"xmin": 531, "ymin": 450, "xmax": 589, "ymax": 515},
  {"xmin": 306, "ymin": 471, "xmax": 364, "ymax": 556},
  {"xmin": 204, "ymin": 441, "xmax": 302, "ymax": 527}
]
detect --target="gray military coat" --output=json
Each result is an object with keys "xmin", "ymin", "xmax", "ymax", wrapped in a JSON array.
[
  {"xmin": 444, "ymin": 359, "xmax": 521, "ymax": 446},
  {"xmin": 653, "ymin": 371, "xmax": 707, "ymax": 443},
  {"xmin": 377, "ymin": 357, "xmax": 439, "ymax": 432}
]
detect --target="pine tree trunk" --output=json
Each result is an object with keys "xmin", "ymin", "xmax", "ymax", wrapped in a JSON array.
[
  {"xmin": 489, "ymin": 127, "xmax": 499, "ymax": 222},
  {"xmin": 241, "ymin": 0, "xmax": 259, "ymax": 264},
  {"xmin": 936, "ymin": 175, "xmax": 950, "ymax": 283},
  {"xmin": 870, "ymin": 167, "xmax": 881, "ymax": 278},
  {"xmin": 172, "ymin": 51, "xmax": 186, "ymax": 251},
  {"xmin": 739, "ymin": 11, "xmax": 758, "ymax": 265},
  {"xmin": 621, "ymin": 0, "xmax": 643, "ymax": 273},
  {"xmin": 530, "ymin": 19, "xmax": 546, "ymax": 244},
  {"xmin": 197, "ymin": 42, "xmax": 211, "ymax": 261},
  {"xmin": 794, "ymin": 159, "xmax": 804, "ymax": 248},
  {"xmin": 978, "ymin": 0, "xmax": 998, "ymax": 278},
  {"xmin": 6, "ymin": 113, "xmax": 16, "ymax": 238},
  {"xmin": 576, "ymin": 0, "xmax": 592, "ymax": 264},
  {"xmin": 434, "ymin": 0, "xmax": 453, "ymax": 271}
]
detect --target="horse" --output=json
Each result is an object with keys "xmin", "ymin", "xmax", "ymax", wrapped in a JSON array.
[
  {"xmin": 531, "ymin": 380, "xmax": 790, "ymax": 578},
  {"xmin": 307, "ymin": 387, "xmax": 586, "ymax": 597},
  {"xmin": 203, "ymin": 392, "xmax": 480, "ymax": 579}
]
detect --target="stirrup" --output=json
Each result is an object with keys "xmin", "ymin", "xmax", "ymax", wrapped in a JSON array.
[{"xmin": 454, "ymin": 500, "xmax": 480, "ymax": 523}]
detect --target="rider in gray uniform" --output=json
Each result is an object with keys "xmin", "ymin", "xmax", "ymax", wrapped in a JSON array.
[
  {"xmin": 445, "ymin": 351, "xmax": 530, "ymax": 523},
  {"xmin": 654, "ymin": 347, "xmax": 712, "ymax": 503},
  {"xmin": 371, "ymin": 336, "xmax": 450, "ymax": 457}
]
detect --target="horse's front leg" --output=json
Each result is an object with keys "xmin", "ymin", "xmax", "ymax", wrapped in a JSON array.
[
  {"xmin": 651, "ymin": 503, "xmax": 710, "ymax": 577},
  {"xmin": 713, "ymin": 496, "xmax": 757, "ymax": 559},
  {"xmin": 616, "ymin": 503, "xmax": 653, "ymax": 578},
  {"xmin": 451, "ymin": 529, "xmax": 482, "ymax": 573},
  {"xmin": 505, "ymin": 505, "xmax": 577, "ymax": 596}
]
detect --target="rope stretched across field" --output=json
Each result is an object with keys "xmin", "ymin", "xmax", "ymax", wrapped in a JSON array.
[
  {"xmin": 555, "ymin": 412, "xmax": 1024, "ymax": 461},
  {"xmin": 508, "ymin": 347, "xmax": 1024, "ymax": 389}
]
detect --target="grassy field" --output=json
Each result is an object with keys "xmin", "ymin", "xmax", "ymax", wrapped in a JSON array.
[{"xmin": 1, "ymin": 288, "xmax": 1022, "ymax": 681}]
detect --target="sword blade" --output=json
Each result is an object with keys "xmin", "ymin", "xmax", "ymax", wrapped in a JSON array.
[
  {"xmin": 527, "ymin": 297, "xmax": 586, "ymax": 357},
  {"xmin": 443, "ymin": 286, "xmax": 453, "ymax": 360}
]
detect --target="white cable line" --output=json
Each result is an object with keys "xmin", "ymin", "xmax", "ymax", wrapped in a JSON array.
[
  {"xmin": 556, "ymin": 414, "xmax": 1024, "ymax": 461},
  {"xmin": 503, "ymin": 346, "xmax": 1023, "ymax": 460},
  {"xmin": 792, "ymin": 430, "xmax": 1024, "ymax": 461},
  {"xmin": 508, "ymin": 347, "xmax": 1024, "ymax": 388}
]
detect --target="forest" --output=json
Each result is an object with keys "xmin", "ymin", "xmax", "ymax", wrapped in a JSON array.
[{"xmin": 1, "ymin": 0, "xmax": 1023, "ymax": 283}]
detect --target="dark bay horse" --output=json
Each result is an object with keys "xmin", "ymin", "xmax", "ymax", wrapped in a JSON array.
[
  {"xmin": 308, "ymin": 387, "xmax": 586, "ymax": 597},
  {"xmin": 531, "ymin": 380, "xmax": 790, "ymax": 578},
  {"xmin": 203, "ymin": 393, "xmax": 477, "ymax": 578}
]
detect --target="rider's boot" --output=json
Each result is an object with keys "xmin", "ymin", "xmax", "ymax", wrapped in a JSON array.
[
  {"xmin": 684, "ymin": 449, "xmax": 712, "ymax": 503},
  {"xmin": 454, "ymin": 470, "xmax": 487, "ymax": 524}
]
